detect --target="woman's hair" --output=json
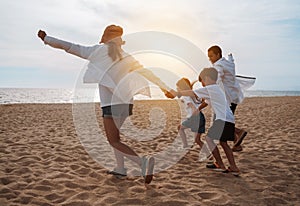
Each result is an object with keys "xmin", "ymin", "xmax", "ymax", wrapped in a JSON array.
[
  {"xmin": 198, "ymin": 67, "xmax": 218, "ymax": 82},
  {"xmin": 100, "ymin": 25, "xmax": 123, "ymax": 61},
  {"xmin": 176, "ymin": 78, "xmax": 193, "ymax": 90}
]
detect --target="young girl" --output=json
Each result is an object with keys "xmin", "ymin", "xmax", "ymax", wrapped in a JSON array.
[{"xmin": 177, "ymin": 78, "xmax": 211, "ymax": 161}]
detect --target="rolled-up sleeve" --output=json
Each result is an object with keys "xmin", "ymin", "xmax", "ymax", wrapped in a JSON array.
[{"xmin": 44, "ymin": 36, "xmax": 97, "ymax": 60}]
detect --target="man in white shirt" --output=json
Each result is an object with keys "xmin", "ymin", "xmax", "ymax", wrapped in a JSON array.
[{"xmin": 208, "ymin": 45, "xmax": 247, "ymax": 152}]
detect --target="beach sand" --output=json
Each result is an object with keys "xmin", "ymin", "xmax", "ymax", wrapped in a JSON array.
[{"xmin": 0, "ymin": 97, "xmax": 299, "ymax": 206}]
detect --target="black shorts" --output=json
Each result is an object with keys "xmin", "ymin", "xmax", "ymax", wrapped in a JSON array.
[
  {"xmin": 101, "ymin": 104, "xmax": 133, "ymax": 118},
  {"xmin": 207, "ymin": 119, "xmax": 235, "ymax": 142},
  {"xmin": 230, "ymin": 103, "xmax": 237, "ymax": 115}
]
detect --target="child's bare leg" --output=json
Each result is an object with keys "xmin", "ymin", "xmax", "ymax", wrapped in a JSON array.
[
  {"xmin": 220, "ymin": 141, "xmax": 239, "ymax": 172},
  {"xmin": 178, "ymin": 124, "xmax": 188, "ymax": 148},
  {"xmin": 195, "ymin": 134, "xmax": 210, "ymax": 157},
  {"xmin": 194, "ymin": 133, "xmax": 203, "ymax": 147},
  {"xmin": 205, "ymin": 136, "xmax": 226, "ymax": 170}
]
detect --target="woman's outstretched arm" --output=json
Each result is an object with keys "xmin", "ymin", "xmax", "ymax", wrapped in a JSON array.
[{"xmin": 37, "ymin": 30, "xmax": 97, "ymax": 60}]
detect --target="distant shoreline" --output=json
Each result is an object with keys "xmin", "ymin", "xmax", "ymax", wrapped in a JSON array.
[
  {"xmin": 0, "ymin": 96, "xmax": 299, "ymax": 106},
  {"xmin": 0, "ymin": 88, "xmax": 299, "ymax": 104}
]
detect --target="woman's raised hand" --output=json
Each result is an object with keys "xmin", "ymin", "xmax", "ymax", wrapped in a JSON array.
[{"xmin": 37, "ymin": 30, "xmax": 47, "ymax": 41}]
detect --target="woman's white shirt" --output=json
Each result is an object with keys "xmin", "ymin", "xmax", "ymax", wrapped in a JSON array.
[{"xmin": 44, "ymin": 35, "xmax": 171, "ymax": 107}]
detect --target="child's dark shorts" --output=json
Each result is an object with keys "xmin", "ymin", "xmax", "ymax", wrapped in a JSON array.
[
  {"xmin": 207, "ymin": 119, "xmax": 235, "ymax": 142},
  {"xmin": 101, "ymin": 104, "xmax": 133, "ymax": 118},
  {"xmin": 181, "ymin": 112, "xmax": 206, "ymax": 134}
]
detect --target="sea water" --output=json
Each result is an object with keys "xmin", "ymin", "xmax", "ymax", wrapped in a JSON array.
[{"xmin": 0, "ymin": 88, "xmax": 299, "ymax": 104}]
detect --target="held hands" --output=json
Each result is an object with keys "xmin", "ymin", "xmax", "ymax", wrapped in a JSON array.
[
  {"xmin": 164, "ymin": 89, "xmax": 178, "ymax": 99},
  {"xmin": 160, "ymin": 88, "xmax": 175, "ymax": 99},
  {"xmin": 37, "ymin": 30, "xmax": 47, "ymax": 41}
]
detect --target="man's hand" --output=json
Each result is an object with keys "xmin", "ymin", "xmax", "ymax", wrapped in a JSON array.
[{"xmin": 38, "ymin": 30, "xmax": 46, "ymax": 41}]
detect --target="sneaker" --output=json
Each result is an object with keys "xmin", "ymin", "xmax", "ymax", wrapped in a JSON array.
[
  {"xmin": 206, "ymin": 162, "xmax": 226, "ymax": 172},
  {"xmin": 107, "ymin": 168, "xmax": 127, "ymax": 179},
  {"xmin": 206, "ymin": 162, "xmax": 220, "ymax": 169}
]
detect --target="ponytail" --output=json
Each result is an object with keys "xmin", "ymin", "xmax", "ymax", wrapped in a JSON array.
[{"xmin": 107, "ymin": 42, "xmax": 122, "ymax": 61}]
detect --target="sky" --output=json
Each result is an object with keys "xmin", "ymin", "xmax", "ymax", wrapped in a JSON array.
[{"xmin": 0, "ymin": 0, "xmax": 300, "ymax": 91}]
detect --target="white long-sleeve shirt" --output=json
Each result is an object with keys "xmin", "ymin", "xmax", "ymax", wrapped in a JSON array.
[
  {"xmin": 44, "ymin": 36, "xmax": 171, "ymax": 106},
  {"xmin": 213, "ymin": 55, "xmax": 244, "ymax": 105},
  {"xmin": 194, "ymin": 84, "xmax": 235, "ymax": 123}
]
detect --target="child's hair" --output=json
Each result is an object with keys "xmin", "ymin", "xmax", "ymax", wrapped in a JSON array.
[
  {"xmin": 176, "ymin": 78, "xmax": 193, "ymax": 90},
  {"xmin": 198, "ymin": 67, "xmax": 218, "ymax": 82}
]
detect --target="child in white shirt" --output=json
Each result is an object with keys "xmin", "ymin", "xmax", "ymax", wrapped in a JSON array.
[{"xmin": 170, "ymin": 68, "xmax": 240, "ymax": 175}]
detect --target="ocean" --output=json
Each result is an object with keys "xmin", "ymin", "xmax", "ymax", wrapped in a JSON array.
[{"xmin": 0, "ymin": 88, "xmax": 299, "ymax": 104}]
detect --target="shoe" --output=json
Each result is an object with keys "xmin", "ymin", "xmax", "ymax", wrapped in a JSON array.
[
  {"xmin": 227, "ymin": 167, "xmax": 240, "ymax": 177},
  {"xmin": 107, "ymin": 168, "xmax": 127, "ymax": 179},
  {"xmin": 206, "ymin": 162, "xmax": 220, "ymax": 169},
  {"xmin": 222, "ymin": 169, "xmax": 230, "ymax": 173},
  {"xmin": 234, "ymin": 130, "xmax": 248, "ymax": 147},
  {"xmin": 232, "ymin": 145, "xmax": 243, "ymax": 152},
  {"xmin": 206, "ymin": 162, "xmax": 227, "ymax": 172}
]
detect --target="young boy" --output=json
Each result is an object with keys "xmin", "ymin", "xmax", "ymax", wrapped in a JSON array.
[{"xmin": 169, "ymin": 67, "xmax": 240, "ymax": 175}]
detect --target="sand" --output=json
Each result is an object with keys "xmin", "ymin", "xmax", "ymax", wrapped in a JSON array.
[{"xmin": 0, "ymin": 97, "xmax": 299, "ymax": 206}]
